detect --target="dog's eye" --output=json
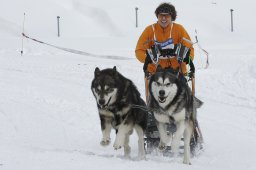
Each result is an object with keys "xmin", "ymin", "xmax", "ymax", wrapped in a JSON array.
[
  {"xmin": 166, "ymin": 83, "xmax": 172, "ymax": 87},
  {"xmin": 156, "ymin": 82, "xmax": 161, "ymax": 86},
  {"xmin": 95, "ymin": 88, "xmax": 100, "ymax": 93},
  {"xmin": 106, "ymin": 88, "xmax": 113, "ymax": 93}
]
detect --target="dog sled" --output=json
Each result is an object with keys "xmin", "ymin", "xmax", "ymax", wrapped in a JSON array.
[{"xmin": 143, "ymin": 41, "xmax": 204, "ymax": 156}]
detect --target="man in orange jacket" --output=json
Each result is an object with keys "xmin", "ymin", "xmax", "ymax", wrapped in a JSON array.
[{"xmin": 135, "ymin": 2, "xmax": 194, "ymax": 100}]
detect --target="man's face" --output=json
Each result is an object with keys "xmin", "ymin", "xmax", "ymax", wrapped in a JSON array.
[{"xmin": 157, "ymin": 13, "xmax": 172, "ymax": 28}]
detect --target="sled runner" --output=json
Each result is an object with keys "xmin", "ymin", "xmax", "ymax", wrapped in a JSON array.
[{"xmin": 143, "ymin": 41, "xmax": 204, "ymax": 156}]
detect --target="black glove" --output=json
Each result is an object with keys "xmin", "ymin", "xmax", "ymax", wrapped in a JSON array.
[
  {"xmin": 183, "ymin": 51, "xmax": 191, "ymax": 64},
  {"xmin": 175, "ymin": 43, "xmax": 191, "ymax": 63},
  {"xmin": 143, "ymin": 51, "xmax": 152, "ymax": 72},
  {"xmin": 188, "ymin": 60, "xmax": 195, "ymax": 78},
  {"xmin": 188, "ymin": 72, "xmax": 194, "ymax": 78}
]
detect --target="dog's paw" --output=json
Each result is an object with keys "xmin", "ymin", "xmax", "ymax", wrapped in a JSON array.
[
  {"xmin": 134, "ymin": 154, "xmax": 146, "ymax": 161},
  {"xmin": 100, "ymin": 138, "xmax": 110, "ymax": 146},
  {"xmin": 183, "ymin": 159, "xmax": 192, "ymax": 165},
  {"xmin": 113, "ymin": 136, "xmax": 125, "ymax": 150},
  {"xmin": 158, "ymin": 144, "xmax": 167, "ymax": 151},
  {"xmin": 113, "ymin": 143, "xmax": 122, "ymax": 150}
]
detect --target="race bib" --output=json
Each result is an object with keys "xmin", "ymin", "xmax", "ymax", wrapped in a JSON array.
[{"xmin": 154, "ymin": 38, "xmax": 175, "ymax": 50}]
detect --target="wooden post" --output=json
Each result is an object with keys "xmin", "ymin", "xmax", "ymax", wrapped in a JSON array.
[
  {"xmin": 135, "ymin": 7, "xmax": 138, "ymax": 28},
  {"xmin": 230, "ymin": 9, "xmax": 234, "ymax": 32},
  {"xmin": 57, "ymin": 16, "xmax": 60, "ymax": 37}
]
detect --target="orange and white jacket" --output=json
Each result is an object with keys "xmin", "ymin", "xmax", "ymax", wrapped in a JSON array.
[{"xmin": 135, "ymin": 22, "xmax": 194, "ymax": 74}]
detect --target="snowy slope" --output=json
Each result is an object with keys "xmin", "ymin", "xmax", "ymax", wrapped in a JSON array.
[{"xmin": 0, "ymin": 0, "xmax": 256, "ymax": 169}]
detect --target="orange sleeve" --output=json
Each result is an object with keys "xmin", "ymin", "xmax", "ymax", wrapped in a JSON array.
[
  {"xmin": 135, "ymin": 26, "xmax": 153, "ymax": 63},
  {"xmin": 179, "ymin": 25, "xmax": 195, "ymax": 60}
]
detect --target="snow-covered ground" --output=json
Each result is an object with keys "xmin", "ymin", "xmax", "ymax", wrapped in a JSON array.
[{"xmin": 1, "ymin": 0, "xmax": 256, "ymax": 169}]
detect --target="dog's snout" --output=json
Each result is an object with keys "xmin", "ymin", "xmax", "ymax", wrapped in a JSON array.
[
  {"xmin": 99, "ymin": 99, "xmax": 105, "ymax": 105},
  {"xmin": 159, "ymin": 90, "xmax": 165, "ymax": 97}
]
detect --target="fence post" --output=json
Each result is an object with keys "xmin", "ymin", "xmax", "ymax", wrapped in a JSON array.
[
  {"xmin": 135, "ymin": 7, "xmax": 138, "ymax": 28},
  {"xmin": 57, "ymin": 16, "xmax": 60, "ymax": 37},
  {"xmin": 230, "ymin": 9, "xmax": 234, "ymax": 32}
]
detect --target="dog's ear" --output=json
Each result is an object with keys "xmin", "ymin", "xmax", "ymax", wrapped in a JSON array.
[
  {"xmin": 113, "ymin": 66, "xmax": 117, "ymax": 71},
  {"xmin": 94, "ymin": 67, "xmax": 101, "ymax": 77},
  {"xmin": 166, "ymin": 67, "xmax": 179, "ymax": 77},
  {"xmin": 173, "ymin": 68, "xmax": 179, "ymax": 76},
  {"xmin": 156, "ymin": 65, "xmax": 163, "ymax": 72},
  {"xmin": 193, "ymin": 96, "xmax": 203, "ymax": 108},
  {"xmin": 112, "ymin": 66, "xmax": 119, "ymax": 77}
]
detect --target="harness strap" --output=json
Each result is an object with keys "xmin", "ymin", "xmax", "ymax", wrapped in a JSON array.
[
  {"xmin": 152, "ymin": 23, "xmax": 173, "ymax": 40},
  {"xmin": 130, "ymin": 104, "xmax": 153, "ymax": 112}
]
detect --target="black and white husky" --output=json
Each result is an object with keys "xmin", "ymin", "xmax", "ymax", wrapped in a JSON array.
[
  {"xmin": 91, "ymin": 66, "xmax": 147, "ymax": 159},
  {"xmin": 148, "ymin": 68, "xmax": 203, "ymax": 164}
]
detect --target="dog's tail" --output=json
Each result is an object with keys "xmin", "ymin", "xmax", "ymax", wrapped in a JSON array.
[
  {"xmin": 194, "ymin": 96, "xmax": 203, "ymax": 109},
  {"xmin": 191, "ymin": 96, "xmax": 203, "ymax": 124}
]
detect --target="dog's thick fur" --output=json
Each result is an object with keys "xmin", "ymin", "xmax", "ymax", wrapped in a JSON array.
[
  {"xmin": 91, "ymin": 66, "xmax": 147, "ymax": 158},
  {"xmin": 148, "ymin": 68, "xmax": 203, "ymax": 164}
]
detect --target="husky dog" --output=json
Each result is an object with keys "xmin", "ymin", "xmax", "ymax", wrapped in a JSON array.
[
  {"xmin": 148, "ymin": 68, "xmax": 203, "ymax": 164},
  {"xmin": 91, "ymin": 66, "xmax": 147, "ymax": 158}
]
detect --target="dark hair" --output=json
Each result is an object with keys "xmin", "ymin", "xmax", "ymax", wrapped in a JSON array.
[{"xmin": 155, "ymin": 3, "xmax": 177, "ymax": 21}]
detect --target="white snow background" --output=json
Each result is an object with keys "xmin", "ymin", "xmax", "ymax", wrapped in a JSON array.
[{"xmin": 1, "ymin": 0, "xmax": 256, "ymax": 169}]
